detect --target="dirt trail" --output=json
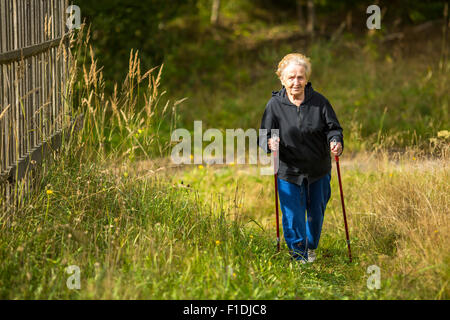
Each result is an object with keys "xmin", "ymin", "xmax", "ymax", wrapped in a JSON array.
[{"xmin": 106, "ymin": 151, "xmax": 449, "ymax": 183}]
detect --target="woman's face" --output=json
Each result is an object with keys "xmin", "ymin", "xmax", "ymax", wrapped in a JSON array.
[{"xmin": 282, "ymin": 63, "xmax": 308, "ymax": 98}]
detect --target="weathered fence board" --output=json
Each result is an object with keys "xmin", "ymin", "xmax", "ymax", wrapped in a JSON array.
[{"xmin": 0, "ymin": 0, "xmax": 70, "ymax": 213}]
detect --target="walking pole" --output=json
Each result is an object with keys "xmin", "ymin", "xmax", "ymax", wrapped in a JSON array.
[
  {"xmin": 273, "ymin": 146, "xmax": 281, "ymax": 252},
  {"xmin": 334, "ymin": 152, "xmax": 352, "ymax": 262}
]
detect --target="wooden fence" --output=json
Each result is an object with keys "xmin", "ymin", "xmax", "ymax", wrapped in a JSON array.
[{"xmin": 0, "ymin": 0, "xmax": 71, "ymax": 213}]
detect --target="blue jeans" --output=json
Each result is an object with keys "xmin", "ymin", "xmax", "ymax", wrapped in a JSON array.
[{"xmin": 277, "ymin": 173, "xmax": 331, "ymax": 260}]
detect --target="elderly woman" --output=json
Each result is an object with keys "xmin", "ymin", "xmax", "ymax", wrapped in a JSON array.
[{"xmin": 259, "ymin": 53, "xmax": 343, "ymax": 263}]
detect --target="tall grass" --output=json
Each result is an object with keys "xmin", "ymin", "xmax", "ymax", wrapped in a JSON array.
[
  {"xmin": 0, "ymin": 25, "xmax": 186, "ymax": 298},
  {"xmin": 68, "ymin": 25, "xmax": 183, "ymax": 164},
  {"xmin": 2, "ymin": 145, "xmax": 447, "ymax": 299},
  {"xmin": 345, "ymin": 155, "xmax": 449, "ymax": 298},
  {"xmin": 172, "ymin": 147, "xmax": 449, "ymax": 299},
  {"xmin": 0, "ymin": 156, "xmax": 248, "ymax": 299}
]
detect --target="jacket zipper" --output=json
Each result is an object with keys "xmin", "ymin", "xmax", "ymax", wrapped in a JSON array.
[
  {"xmin": 297, "ymin": 105, "xmax": 303, "ymax": 126},
  {"xmin": 297, "ymin": 105, "xmax": 304, "ymax": 143}
]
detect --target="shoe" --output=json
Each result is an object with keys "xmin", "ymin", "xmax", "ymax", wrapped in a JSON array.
[
  {"xmin": 291, "ymin": 252, "xmax": 308, "ymax": 264},
  {"xmin": 308, "ymin": 249, "xmax": 316, "ymax": 263}
]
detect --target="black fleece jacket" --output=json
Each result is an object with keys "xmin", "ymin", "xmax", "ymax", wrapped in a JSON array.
[{"xmin": 259, "ymin": 82, "xmax": 344, "ymax": 186}]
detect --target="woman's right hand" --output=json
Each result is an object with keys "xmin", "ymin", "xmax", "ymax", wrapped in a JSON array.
[{"xmin": 268, "ymin": 136, "xmax": 280, "ymax": 151}]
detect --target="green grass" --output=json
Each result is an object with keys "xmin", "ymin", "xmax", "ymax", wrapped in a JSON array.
[
  {"xmin": 1, "ymin": 148, "xmax": 448, "ymax": 299},
  {"xmin": 0, "ymin": 156, "xmax": 365, "ymax": 299}
]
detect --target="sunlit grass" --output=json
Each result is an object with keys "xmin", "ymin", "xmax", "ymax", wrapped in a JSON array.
[
  {"xmin": 169, "ymin": 148, "xmax": 449, "ymax": 299},
  {"xmin": 1, "ymin": 147, "xmax": 448, "ymax": 299}
]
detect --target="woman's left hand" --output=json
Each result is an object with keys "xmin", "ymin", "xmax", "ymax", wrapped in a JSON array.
[{"xmin": 330, "ymin": 141, "xmax": 343, "ymax": 157}]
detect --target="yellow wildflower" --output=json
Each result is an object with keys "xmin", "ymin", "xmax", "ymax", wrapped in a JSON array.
[{"xmin": 437, "ymin": 130, "xmax": 450, "ymax": 139}]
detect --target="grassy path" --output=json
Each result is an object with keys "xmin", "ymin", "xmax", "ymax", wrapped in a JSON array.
[{"xmin": 0, "ymin": 153, "xmax": 448, "ymax": 299}]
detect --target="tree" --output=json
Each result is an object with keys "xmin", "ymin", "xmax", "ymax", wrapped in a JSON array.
[
  {"xmin": 306, "ymin": 0, "xmax": 315, "ymax": 36},
  {"xmin": 297, "ymin": 0, "xmax": 314, "ymax": 36},
  {"xmin": 211, "ymin": 0, "xmax": 221, "ymax": 25},
  {"xmin": 296, "ymin": 0, "xmax": 305, "ymax": 32}
]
